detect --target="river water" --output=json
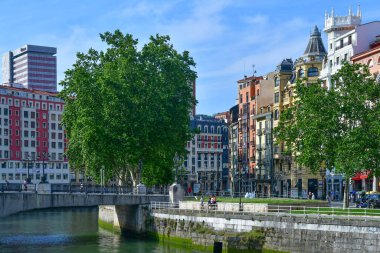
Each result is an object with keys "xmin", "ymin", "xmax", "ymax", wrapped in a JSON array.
[{"xmin": 0, "ymin": 207, "xmax": 204, "ymax": 253}]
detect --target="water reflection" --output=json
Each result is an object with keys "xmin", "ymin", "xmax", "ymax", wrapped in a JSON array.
[{"xmin": 0, "ymin": 207, "xmax": 204, "ymax": 253}]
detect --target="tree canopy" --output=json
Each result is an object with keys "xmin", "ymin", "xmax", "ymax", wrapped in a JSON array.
[
  {"xmin": 60, "ymin": 30, "xmax": 197, "ymax": 186},
  {"xmin": 275, "ymin": 63, "xmax": 380, "ymax": 206}
]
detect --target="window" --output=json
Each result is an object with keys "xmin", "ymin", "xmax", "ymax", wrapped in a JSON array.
[
  {"xmin": 329, "ymin": 60, "xmax": 333, "ymax": 68},
  {"xmin": 274, "ymin": 109, "xmax": 279, "ymax": 120},
  {"xmin": 336, "ymin": 57, "xmax": 340, "ymax": 65},
  {"xmin": 239, "ymin": 94, "xmax": 242, "ymax": 103},
  {"xmin": 348, "ymin": 35, "xmax": 352, "ymax": 45},
  {"xmin": 31, "ymin": 112, "xmax": 35, "ymax": 118},
  {"xmin": 330, "ymin": 43, "xmax": 332, "ymax": 49},
  {"xmin": 340, "ymin": 39, "xmax": 343, "ymax": 49},
  {"xmin": 257, "ymin": 89, "xmax": 260, "ymax": 96},
  {"xmin": 274, "ymin": 92, "xmax": 279, "ymax": 103},
  {"xmin": 24, "ymin": 121, "xmax": 28, "ymax": 127},
  {"xmin": 51, "ymin": 114, "xmax": 56, "ymax": 121},
  {"xmin": 51, "ymin": 123, "xmax": 56, "ymax": 130},
  {"xmin": 368, "ymin": 59, "xmax": 374, "ymax": 68},
  {"xmin": 24, "ymin": 131, "xmax": 28, "ymax": 137},
  {"xmin": 307, "ymin": 67, "xmax": 319, "ymax": 77},
  {"xmin": 298, "ymin": 69, "xmax": 304, "ymax": 78},
  {"xmin": 4, "ymin": 108, "xmax": 8, "ymax": 116},
  {"xmin": 245, "ymin": 92, "xmax": 248, "ymax": 103},
  {"xmin": 274, "ymin": 77, "xmax": 280, "ymax": 87},
  {"xmin": 23, "ymin": 111, "xmax": 28, "ymax": 118}
]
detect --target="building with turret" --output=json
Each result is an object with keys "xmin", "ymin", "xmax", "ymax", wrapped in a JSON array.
[
  {"xmin": 273, "ymin": 26, "xmax": 327, "ymax": 199},
  {"xmin": 320, "ymin": 6, "xmax": 380, "ymax": 89}
]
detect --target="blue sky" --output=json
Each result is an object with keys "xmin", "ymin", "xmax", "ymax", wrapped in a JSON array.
[{"xmin": 0, "ymin": 1, "xmax": 379, "ymax": 115}]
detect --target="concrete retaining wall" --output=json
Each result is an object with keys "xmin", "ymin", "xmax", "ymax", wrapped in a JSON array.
[{"xmin": 152, "ymin": 211, "xmax": 380, "ymax": 252}]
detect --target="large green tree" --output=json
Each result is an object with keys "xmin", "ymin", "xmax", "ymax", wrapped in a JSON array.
[
  {"xmin": 60, "ymin": 30, "xmax": 197, "ymax": 187},
  {"xmin": 275, "ymin": 62, "xmax": 380, "ymax": 207}
]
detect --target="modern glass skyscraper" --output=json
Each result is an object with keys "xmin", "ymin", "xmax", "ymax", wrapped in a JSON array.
[{"xmin": 2, "ymin": 45, "xmax": 57, "ymax": 92}]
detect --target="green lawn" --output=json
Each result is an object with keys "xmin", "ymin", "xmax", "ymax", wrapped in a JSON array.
[
  {"xmin": 289, "ymin": 207, "xmax": 380, "ymax": 216},
  {"xmin": 184, "ymin": 196, "xmax": 326, "ymax": 205}
]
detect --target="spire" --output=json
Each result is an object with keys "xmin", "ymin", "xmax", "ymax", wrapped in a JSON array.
[
  {"xmin": 325, "ymin": 10, "xmax": 328, "ymax": 19},
  {"xmin": 349, "ymin": 5, "xmax": 352, "ymax": 16},
  {"xmin": 331, "ymin": 7, "xmax": 334, "ymax": 17},
  {"xmin": 357, "ymin": 4, "xmax": 361, "ymax": 17},
  {"xmin": 303, "ymin": 25, "xmax": 327, "ymax": 59}
]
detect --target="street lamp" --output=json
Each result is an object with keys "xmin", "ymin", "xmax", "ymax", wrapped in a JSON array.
[
  {"xmin": 330, "ymin": 169, "xmax": 335, "ymax": 201},
  {"xmin": 37, "ymin": 152, "xmax": 50, "ymax": 183},
  {"xmin": 173, "ymin": 152, "xmax": 179, "ymax": 184},
  {"xmin": 23, "ymin": 154, "xmax": 32, "ymax": 183},
  {"xmin": 319, "ymin": 168, "xmax": 326, "ymax": 200},
  {"xmin": 238, "ymin": 159, "xmax": 243, "ymax": 211}
]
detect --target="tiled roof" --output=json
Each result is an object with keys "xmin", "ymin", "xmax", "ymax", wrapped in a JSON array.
[{"xmin": 304, "ymin": 26, "xmax": 327, "ymax": 58}]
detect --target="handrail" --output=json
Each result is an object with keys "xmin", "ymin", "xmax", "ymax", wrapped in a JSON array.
[{"xmin": 150, "ymin": 201, "xmax": 380, "ymax": 221}]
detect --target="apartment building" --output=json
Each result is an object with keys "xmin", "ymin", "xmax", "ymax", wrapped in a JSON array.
[
  {"xmin": 2, "ymin": 45, "xmax": 57, "ymax": 92},
  {"xmin": 0, "ymin": 85, "xmax": 70, "ymax": 184},
  {"xmin": 183, "ymin": 115, "xmax": 228, "ymax": 194}
]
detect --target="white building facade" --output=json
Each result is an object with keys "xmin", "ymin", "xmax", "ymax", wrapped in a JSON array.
[
  {"xmin": 0, "ymin": 85, "xmax": 70, "ymax": 184},
  {"xmin": 320, "ymin": 7, "xmax": 380, "ymax": 89}
]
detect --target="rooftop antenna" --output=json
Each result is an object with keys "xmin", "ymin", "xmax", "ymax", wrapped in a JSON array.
[{"xmin": 252, "ymin": 64, "xmax": 256, "ymax": 76}]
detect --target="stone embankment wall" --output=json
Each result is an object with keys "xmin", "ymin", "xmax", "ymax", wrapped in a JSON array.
[{"xmin": 151, "ymin": 210, "xmax": 380, "ymax": 253}]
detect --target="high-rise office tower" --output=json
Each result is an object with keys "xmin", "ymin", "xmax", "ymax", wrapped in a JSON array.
[{"xmin": 2, "ymin": 45, "xmax": 57, "ymax": 92}]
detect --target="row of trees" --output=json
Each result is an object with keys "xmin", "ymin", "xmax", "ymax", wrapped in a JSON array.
[
  {"xmin": 60, "ymin": 30, "xmax": 197, "ymax": 187},
  {"xmin": 275, "ymin": 63, "xmax": 380, "ymax": 207}
]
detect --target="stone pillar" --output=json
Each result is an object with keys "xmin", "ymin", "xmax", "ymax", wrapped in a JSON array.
[
  {"xmin": 169, "ymin": 183, "xmax": 184, "ymax": 204},
  {"xmin": 99, "ymin": 204, "xmax": 151, "ymax": 235},
  {"xmin": 373, "ymin": 176, "xmax": 377, "ymax": 192}
]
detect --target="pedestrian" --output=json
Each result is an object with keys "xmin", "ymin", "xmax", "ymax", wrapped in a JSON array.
[
  {"xmin": 308, "ymin": 192, "xmax": 312, "ymax": 200},
  {"xmin": 23, "ymin": 180, "xmax": 27, "ymax": 191},
  {"xmin": 200, "ymin": 195, "xmax": 204, "ymax": 209},
  {"xmin": 311, "ymin": 193, "xmax": 315, "ymax": 200},
  {"xmin": 327, "ymin": 193, "xmax": 331, "ymax": 205},
  {"xmin": 5, "ymin": 179, "xmax": 9, "ymax": 190}
]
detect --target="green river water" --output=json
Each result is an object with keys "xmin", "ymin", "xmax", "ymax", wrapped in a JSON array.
[{"xmin": 0, "ymin": 207, "xmax": 205, "ymax": 253}]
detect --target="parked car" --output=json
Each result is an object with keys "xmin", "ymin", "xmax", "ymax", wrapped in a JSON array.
[
  {"xmin": 367, "ymin": 193, "xmax": 380, "ymax": 208},
  {"xmin": 356, "ymin": 193, "xmax": 380, "ymax": 208}
]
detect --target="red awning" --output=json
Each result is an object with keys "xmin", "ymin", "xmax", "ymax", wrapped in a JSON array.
[{"xmin": 352, "ymin": 171, "xmax": 371, "ymax": 181}]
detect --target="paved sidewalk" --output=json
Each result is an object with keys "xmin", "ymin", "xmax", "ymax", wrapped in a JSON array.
[{"xmin": 329, "ymin": 201, "xmax": 356, "ymax": 208}]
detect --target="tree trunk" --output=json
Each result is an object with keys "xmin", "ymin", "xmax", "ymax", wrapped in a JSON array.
[
  {"xmin": 343, "ymin": 177, "xmax": 350, "ymax": 209},
  {"xmin": 373, "ymin": 176, "xmax": 377, "ymax": 192}
]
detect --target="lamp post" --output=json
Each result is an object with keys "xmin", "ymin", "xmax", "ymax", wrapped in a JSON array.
[
  {"xmin": 138, "ymin": 159, "xmax": 143, "ymax": 184},
  {"xmin": 23, "ymin": 155, "xmax": 32, "ymax": 183},
  {"xmin": 330, "ymin": 170, "xmax": 335, "ymax": 201},
  {"xmin": 238, "ymin": 159, "xmax": 243, "ymax": 211},
  {"xmin": 319, "ymin": 168, "xmax": 326, "ymax": 200},
  {"xmin": 173, "ymin": 152, "xmax": 179, "ymax": 184},
  {"xmin": 38, "ymin": 152, "xmax": 50, "ymax": 183}
]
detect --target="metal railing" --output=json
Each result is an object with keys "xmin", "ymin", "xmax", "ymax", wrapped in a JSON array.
[
  {"xmin": 151, "ymin": 201, "xmax": 380, "ymax": 221},
  {"xmin": 0, "ymin": 183, "xmax": 165, "ymax": 195}
]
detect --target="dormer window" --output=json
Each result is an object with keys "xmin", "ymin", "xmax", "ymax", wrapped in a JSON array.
[
  {"xmin": 298, "ymin": 69, "xmax": 304, "ymax": 78},
  {"xmin": 274, "ymin": 77, "xmax": 280, "ymax": 87}
]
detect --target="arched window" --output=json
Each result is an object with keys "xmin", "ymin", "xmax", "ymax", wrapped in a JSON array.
[
  {"xmin": 217, "ymin": 126, "xmax": 221, "ymax": 134},
  {"xmin": 298, "ymin": 69, "xmax": 305, "ymax": 78},
  {"xmin": 307, "ymin": 67, "xmax": 319, "ymax": 77},
  {"xmin": 204, "ymin": 125, "xmax": 208, "ymax": 133},
  {"xmin": 274, "ymin": 109, "xmax": 279, "ymax": 120},
  {"xmin": 274, "ymin": 77, "xmax": 280, "ymax": 87},
  {"xmin": 197, "ymin": 125, "xmax": 202, "ymax": 132},
  {"xmin": 368, "ymin": 59, "xmax": 374, "ymax": 68},
  {"xmin": 211, "ymin": 126, "xmax": 214, "ymax": 134}
]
